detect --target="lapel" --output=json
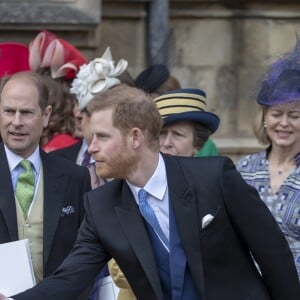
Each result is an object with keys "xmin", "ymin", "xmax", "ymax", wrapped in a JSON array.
[
  {"xmin": 169, "ymin": 201, "xmax": 187, "ymax": 300},
  {"xmin": 40, "ymin": 150, "xmax": 69, "ymax": 264},
  {"xmin": 0, "ymin": 143, "xmax": 18, "ymax": 241},
  {"xmin": 163, "ymin": 154, "xmax": 206, "ymax": 299},
  {"xmin": 114, "ymin": 182, "xmax": 164, "ymax": 300}
]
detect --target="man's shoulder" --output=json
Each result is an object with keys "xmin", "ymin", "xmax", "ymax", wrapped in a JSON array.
[
  {"xmin": 51, "ymin": 141, "xmax": 82, "ymax": 154},
  {"xmin": 42, "ymin": 150, "xmax": 87, "ymax": 173},
  {"xmin": 87, "ymin": 178, "xmax": 123, "ymax": 198},
  {"xmin": 50, "ymin": 141, "xmax": 82, "ymax": 161},
  {"xmin": 164, "ymin": 155, "xmax": 237, "ymax": 184},
  {"xmin": 168, "ymin": 154, "xmax": 232, "ymax": 167}
]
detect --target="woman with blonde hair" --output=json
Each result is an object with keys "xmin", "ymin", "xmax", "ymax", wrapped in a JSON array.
[{"xmin": 237, "ymin": 36, "xmax": 300, "ymax": 280}]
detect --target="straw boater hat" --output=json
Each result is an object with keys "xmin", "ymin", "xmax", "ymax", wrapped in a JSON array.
[{"xmin": 154, "ymin": 88, "xmax": 220, "ymax": 134}]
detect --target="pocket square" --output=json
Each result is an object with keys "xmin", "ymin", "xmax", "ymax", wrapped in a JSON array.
[
  {"xmin": 61, "ymin": 205, "xmax": 75, "ymax": 216},
  {"xmin": 202, "ymin": 214, "xmax": 214, "ymax": 229}
]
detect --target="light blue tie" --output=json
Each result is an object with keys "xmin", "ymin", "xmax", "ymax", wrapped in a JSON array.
[{"xmin": 138, "ymin": 188, "xmax": 169, "ymax": 249}]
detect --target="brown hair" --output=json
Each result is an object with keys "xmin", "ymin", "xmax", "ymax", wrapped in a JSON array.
[
  {"xmin": 87, "ymin": 84, "xmax": 163, "ymax": 151},
  {"xmin": 0, "ymin": 71, "xmax": 49, "ymax": 111},
  {"xmin": 117, "ymin": 70, "xmax": 135, "ymax": 87},
  {"xmin": 193, "ymin": 122, "xmax": 211, "ymax": 150},
  {"xmin": 153, "ymin": 75, "xmax": 181, "ymax": 96},
  {"xmin": 36, "ymin": 68, "xmax": 76, "ymax": 146}
]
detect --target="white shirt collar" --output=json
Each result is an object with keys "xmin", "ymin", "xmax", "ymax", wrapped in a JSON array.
[
  {"xmin": 5, "ymin": 145, "xmax": 41, "ymax": 174},
  {"xmin": 127, "ymin": 153, "xmax": 167, "ymax": 202}
]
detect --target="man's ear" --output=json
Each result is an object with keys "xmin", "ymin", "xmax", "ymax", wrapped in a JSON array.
[
  {"xmin": 43, "ymin": 105, "xmax": 52, "ymax": 128},
  {"xmin": 130, "ymin": 127, "xmax": 143, "ymax": 148}
]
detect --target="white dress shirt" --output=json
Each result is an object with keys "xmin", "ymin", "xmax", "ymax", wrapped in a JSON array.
[{"xmin": 127, "ymin": 154, "xmax": 169, "ymax": 250}]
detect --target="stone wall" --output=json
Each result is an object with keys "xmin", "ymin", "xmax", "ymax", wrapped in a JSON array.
[
  {"xmin": 100, "ymin": 0, "xmax": 300, "ymax": 161},
  {"xmin": 1, "ymin": 0, "xmax": 300, "ymax": 161},
  {"xmin": 0, "ymin": 0, "xmax": 100, "ymax": 59}
]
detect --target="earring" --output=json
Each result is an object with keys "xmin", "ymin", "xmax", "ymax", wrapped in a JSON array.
[{"xmin": 263, "ymin": 121, "xmax": 267, "ymax": 128}]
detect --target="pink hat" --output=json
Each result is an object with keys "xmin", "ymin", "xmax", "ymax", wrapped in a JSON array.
[
  {"xmin": 29, "ymin": 30, "xmax": 87, "ymax": 79},
  {"xmin": 0, "ymin": 42, "xmax": 30, "ymax": 77}
]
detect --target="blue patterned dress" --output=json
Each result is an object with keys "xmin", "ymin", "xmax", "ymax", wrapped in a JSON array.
[{"xmin": 237, "ymin": 151, "xmax": 300, "ymax": 280}]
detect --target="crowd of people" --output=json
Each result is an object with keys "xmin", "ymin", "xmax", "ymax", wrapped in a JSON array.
[{"xmin": 0, "ymin": 29, "xmax": 300, "ymax": 300}]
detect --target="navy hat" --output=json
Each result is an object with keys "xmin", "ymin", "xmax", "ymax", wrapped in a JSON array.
[
  {"xmin": 154, "ymin": 88, "xmax": 220, "ymax": 133},
  {"xmin": 134, "ymin": 64, "xmax": 170, "ymax": 93}
]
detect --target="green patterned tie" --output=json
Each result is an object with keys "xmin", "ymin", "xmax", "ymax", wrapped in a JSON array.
[{"xmin": 16, "ymin": 160, "xmax": 35, "ymax": 219}]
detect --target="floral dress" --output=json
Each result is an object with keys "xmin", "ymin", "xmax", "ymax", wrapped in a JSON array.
[{"xmin": 237, "ymin": 151, "xmax": 300, "ymax": 280}]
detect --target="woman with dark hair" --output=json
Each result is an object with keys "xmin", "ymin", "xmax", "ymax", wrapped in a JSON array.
[
  {"xmin": 135, "ymin": 64, "xmax": 219, "ymax": 156},
  {"xmin": 154, "ymin": 88, "xmax": 219, "ymax": 157},
  {"xmin": 28, "ymin": 30, "xmax": 87, "ymax": 152}
]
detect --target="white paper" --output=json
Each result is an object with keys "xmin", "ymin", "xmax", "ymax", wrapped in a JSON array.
[
  {"xmin": 97, "ymin": 275, "xmax": 119, "ymax": 300},
  {"xmin": 0, "ymin": 239, "xmax": 36, "ymax": 296}
]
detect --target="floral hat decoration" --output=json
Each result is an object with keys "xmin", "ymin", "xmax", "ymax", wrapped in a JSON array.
[
  {"xmin": 70, "ymin": 47, "xmax": 128, "ymax": 111},
  {"xmin": 29, "ymin": 30, "xmax": 87, "ymax": 79}
]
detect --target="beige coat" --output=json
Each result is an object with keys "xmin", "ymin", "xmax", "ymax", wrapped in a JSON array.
[{"xmin": 108, "ymin": 259, "xmax": 136, "ymax": 300}]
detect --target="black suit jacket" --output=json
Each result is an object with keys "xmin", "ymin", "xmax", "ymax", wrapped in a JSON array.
[
  {"xmin": 15, "ymin": 155, "xmax": 300, "ymax": 300},
  {"xmin": 0, "ymin": 142, "xmax": 91, "ymax": 278},
  {"xmin": 51, "ymin": 140, "xmax": 82, "ymax": 163}
]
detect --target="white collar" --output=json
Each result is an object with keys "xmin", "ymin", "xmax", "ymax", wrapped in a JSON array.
[
  {"xmin": 5, "ymin": 145, "xmax": 41, "ymax": 174},
  {"xmin": 127, "ymin": 153, "xmax": 167, "ymax": 202}
]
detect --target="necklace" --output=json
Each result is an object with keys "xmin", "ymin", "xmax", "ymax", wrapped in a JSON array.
[
  {"xmin": 269, "ymin": 160, "xmax": 294, "ymax": 176},
  {"xmin": 276, "ymin": 165, "xmax": 295, "ymax": 176},
  {"xmin": 268, "ymin": 153, "xmax": 296, "ymax": 177}
]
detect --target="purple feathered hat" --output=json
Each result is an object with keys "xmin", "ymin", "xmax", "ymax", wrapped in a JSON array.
[{"xmin": 257, "ymin": 35, "xmax": 300, "ymax": 106}]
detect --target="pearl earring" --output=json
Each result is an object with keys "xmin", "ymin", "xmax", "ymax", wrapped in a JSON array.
[{"xmin": 263, "ymin": 122, "xmax": 267, "ymax": 128}]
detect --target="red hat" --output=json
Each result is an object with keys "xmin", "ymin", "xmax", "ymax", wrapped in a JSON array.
[
  {"xmin": 29, "ymin": 30, "xmax": 87, "ymax": 79},
  {"xmin": 0, "ymin": 42, "xmax": 30, "ymax": 78}
]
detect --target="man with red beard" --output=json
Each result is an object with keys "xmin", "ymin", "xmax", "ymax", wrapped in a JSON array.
[{"xmin": 3, "ymin": 83, "xmax": 300, "ymax": 300}]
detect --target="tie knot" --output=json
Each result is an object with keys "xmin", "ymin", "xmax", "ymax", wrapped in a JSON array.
[
  {"xmin": 138, "ymin": 188, "xmax": 148, "ymax": 203},
  {"xmin": 20, "ymin": 159, "xmax": 32, "ymax": 171}
]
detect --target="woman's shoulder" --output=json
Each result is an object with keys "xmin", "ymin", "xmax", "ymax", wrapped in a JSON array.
[{"xmin": 236, "ymin": 151, "xmax": 266, "ymax": 170}]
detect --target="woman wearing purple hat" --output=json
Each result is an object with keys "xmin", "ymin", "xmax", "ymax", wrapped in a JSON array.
[{"xmin": 237, "ymin": 37, "xmax": 300, "ymax": 280}]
